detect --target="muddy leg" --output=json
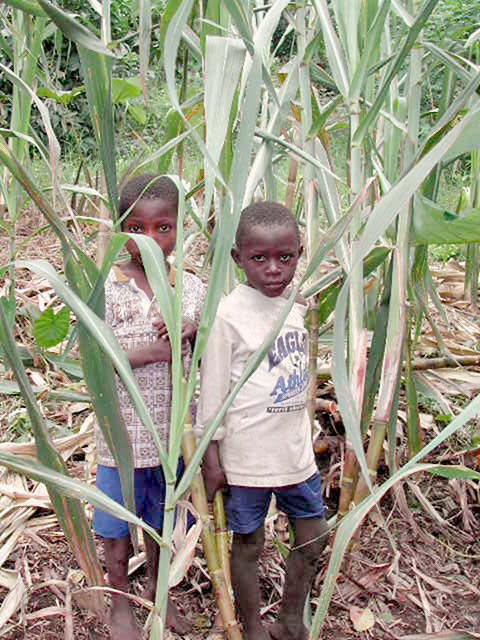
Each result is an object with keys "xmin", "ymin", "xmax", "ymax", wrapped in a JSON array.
[
  {"xmin": 104, "ymin": 536, "xmax": 141, "ymax": 640},
  {"xmin": 269, "ymin": 517, "xmax": 329, "ymax": 640},
  {"xmin": 231, "ymin": 527, "xmax": 270, "ymax": 640}
]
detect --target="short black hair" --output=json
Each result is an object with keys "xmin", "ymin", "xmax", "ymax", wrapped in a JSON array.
[
  {"xmin": 235, "ymin": 201, "xmax": 300, "ymax": 247},
  {"xmin": 119, "ymin": 174, "xmax": 179, "ymax": 220}
]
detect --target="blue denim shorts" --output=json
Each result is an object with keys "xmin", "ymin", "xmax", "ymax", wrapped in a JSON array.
[
  {"xmin": 223, "ymin": 472, "xmax": 325, "ymax": 535},
  {"xmin": 93, "ymin": 462, "xmax": 182, "ymax": 540}
]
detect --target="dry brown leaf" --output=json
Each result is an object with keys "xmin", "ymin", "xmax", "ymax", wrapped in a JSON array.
[{"xmin": 349, "ymin": 605, "xmax": 375, "ymax": 632}]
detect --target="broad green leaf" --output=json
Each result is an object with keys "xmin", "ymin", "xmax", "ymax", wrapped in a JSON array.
[
  {"xmin": 111, "ymin": 77, "xmax": 142, "ymax": 103},
  {"xmin": 36, "ymin": 86, "xmax": 84, "ymax": 104},
  {"xmin": 34, "ymin": 306, "xmax": 70, "ymax": 348},
  {"xmin": 127, "ymin": 103, "xmax": 147, "ymax": 126}
]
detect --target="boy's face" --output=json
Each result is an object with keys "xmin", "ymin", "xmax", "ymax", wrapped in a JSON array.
[
  {"xmin": 232, "ymin": 224, "xmax": 302, "ymax": 297},
  {"xmin": 123, "ymin": 198, "xmax": 177, "ymax": 265}
]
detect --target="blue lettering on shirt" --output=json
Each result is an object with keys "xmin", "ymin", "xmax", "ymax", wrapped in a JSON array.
[{"xmin": 268, "ymin": 330, "xmax": 307, "ymax": 371}]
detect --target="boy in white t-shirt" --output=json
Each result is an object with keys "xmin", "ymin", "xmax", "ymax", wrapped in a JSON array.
[{"xmin": 197, "ymin": 202, "xmax": 329, "ymax": 640}]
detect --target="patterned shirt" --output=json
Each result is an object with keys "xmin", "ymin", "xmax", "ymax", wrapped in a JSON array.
[{"xmin": 96, "ymin": 265, "xmax": 206, "ymax": 467}]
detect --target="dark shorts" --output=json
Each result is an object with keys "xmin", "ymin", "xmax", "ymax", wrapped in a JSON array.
[
  {"xmin": 93, "ymin": 462, "xmax": 182, "ymax": 540},
  {"xmin": 223, "ymin": 472, "xmax": 325, "ymax": 535}
]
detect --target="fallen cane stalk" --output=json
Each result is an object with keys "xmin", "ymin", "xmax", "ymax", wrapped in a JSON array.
[{"xmin": 181, "ymin": 411, "xmax": 241, "ymax": 640}]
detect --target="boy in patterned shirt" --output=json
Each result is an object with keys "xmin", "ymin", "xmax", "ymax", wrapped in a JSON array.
[{"xmin": 93, "ymin": 175, "xmax": 205, "ymax": 639}]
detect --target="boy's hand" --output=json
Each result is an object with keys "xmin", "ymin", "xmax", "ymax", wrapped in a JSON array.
[
  {"xmin": 154, "ymin": 318, "xmax": 197, "ymax": 357},
  {"xmin": 203, "ymin": 464, "xmax": 228, "ymax": 502},
  {"xmin": 149, "ymin": 337, "xmax": 172, "ymax": 363},
  {"xmin": 203, "ymin": 441, "xmax": 227, "ymax": 501}
]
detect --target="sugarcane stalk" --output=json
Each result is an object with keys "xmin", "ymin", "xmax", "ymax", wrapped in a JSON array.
[
  {"xmin": 307, "ymin": 297, "xmax": 320, "ymax": 432},
  {"xmin": 181, "ymin": 413, "xmax": 241, "ymax": 640},
  {"xmin": 213, "ymin": 491, "xmax": 232, "ymax": 588}
]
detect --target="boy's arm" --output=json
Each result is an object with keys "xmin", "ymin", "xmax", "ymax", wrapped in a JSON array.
[
  {"xmin": 126, "ymin": 338, "xmax": 172, "ymax": 368},
  {"xmin": 197, "ymin": 314, "xmax": 232, "ymax": 501}
]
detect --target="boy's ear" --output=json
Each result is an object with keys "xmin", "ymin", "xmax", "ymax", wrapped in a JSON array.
[
  {"xmin": 298, "ymin": 243, "xmax": 304, "ymax": 257},
  {"xmin": 231, "ymin": 246, "xmax": 241, "ymax": 265}
]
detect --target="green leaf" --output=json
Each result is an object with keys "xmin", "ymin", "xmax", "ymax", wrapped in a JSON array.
[
  {"xmin": 1, "ymin": 0, "xmax": 46, "ymax": 17},
  {"xmin": 0, "ymin": 296, "xmax": 16, "ymax": 330},
  {"xmin": 0, "ymin": 451, "xmax": 164, "ymax": 548},
  {"xmin": 38, "ymin": 0, "xmax": 116, "ymax": 57},
  {"xmin": 34, "ymin": 306, "xmax": 70, "ymax": 348},
  {"xmin": 127, "ymin": 103, "xmax": 147, "ymax": 126},
  {"xmin": 111, "ymin": 77, "xmax": 142, "ymax": 104},
  {"xmin": 353, "ymin": 0, "xmax": 440, "ymax": 144},
  {"xmin": 412, "ymin": 194, "xmax": 480, "ymax": 245},
  {"xmin": 0, "ymin": 303, "xmax": 105, "ymax": 616},
  {"xmin": 428, "ymin": 465, "xmax": 480, "ymax": 482}
]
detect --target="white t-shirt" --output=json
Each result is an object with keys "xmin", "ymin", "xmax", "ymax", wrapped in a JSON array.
[{"xmin": 197, "ymin": 284, "xmax": 317, "ymax": 487}]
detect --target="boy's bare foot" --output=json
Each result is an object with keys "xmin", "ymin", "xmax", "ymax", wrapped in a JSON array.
[
  {"xmin": 166, "ymin": 598, "xmax": 192, "ymax": 636},
  {"xmin": 110, "ymin": 599, "xmax": 141, "ymax": 640},
  {"xmin": 268, "ymin": 621, "xmax": 309, "ymax": 640},
  {"xmin": 244, "ymin": 622, "xmax": 270, "ymax": 640}
]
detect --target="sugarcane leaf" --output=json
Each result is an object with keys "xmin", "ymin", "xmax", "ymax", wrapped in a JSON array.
[
  {"xmin": 2, "ymin": 0, "xmax": 46, "ymax": 17},
  {"xmin": 0, "ymin": 296, "xmax": 16, "ymax": 331},
  {"xmin": 0, "ymin": 302, "xmax": 105, "ymax": 611},
  {"xmin": 427, "ymin": 466, "xmax": 480, "ymax": 481},
  {"xmin": 0, "ymin": 380, "xmax": 88, "ymax": 402},
  {"xmin": 38, "ymin": 0, "xmax": 115, "ymax": 57},
  {"xmin": 349, "ymin": 0, "xmax": 391, "ymax": 102},
  {"xmin": 0, "ymin": 139, "xmax": 72, "ymax": 248},
  {"xmin": 16, "ymin": 258, "xmax": 173, "ymax": 481},
  {"xmin": 203, "ymin": 35, "xmax": 246, "ymax": 218},
  {"xmin": 412, "ymin": 194, "xmax": 480, "ymax": 244},
  {"xmin": 0, "ymin": 62, "xmax": 61, "ymax": 192},
  {"xmin": 311, "ymin": 0, "xmax": 349, "ymax": 100},
  {"xmin": 34, "ymin": 307, "xmax": 70, "ymax": 348},
  {"xmin": 0, "ymin": 451, "xmax": 164, "ymax": 548},
  {"xmin": 357, "ymin": 106, "xmax": 479, "ymax": 261},
  {"xmin": 139, "ymin": 0, "xmax": 152, "ymax": 102},
  {"xmin": 78, "ymin": 47, "xmax": 118, "ymax": 219},
  {"xmin": 353, "ymin": 0, "xmax": 439, "ymax": 144}
]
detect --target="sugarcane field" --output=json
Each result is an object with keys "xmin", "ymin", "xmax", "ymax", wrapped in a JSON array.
[{"xmin": 1, "ymin": 1, "xmax": 480, "ymax": 639}]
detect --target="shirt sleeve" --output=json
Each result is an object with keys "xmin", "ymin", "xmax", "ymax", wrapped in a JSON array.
[{"xmin": 196, "ymin": 314, "xmax": 233, "ymax": 441}]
